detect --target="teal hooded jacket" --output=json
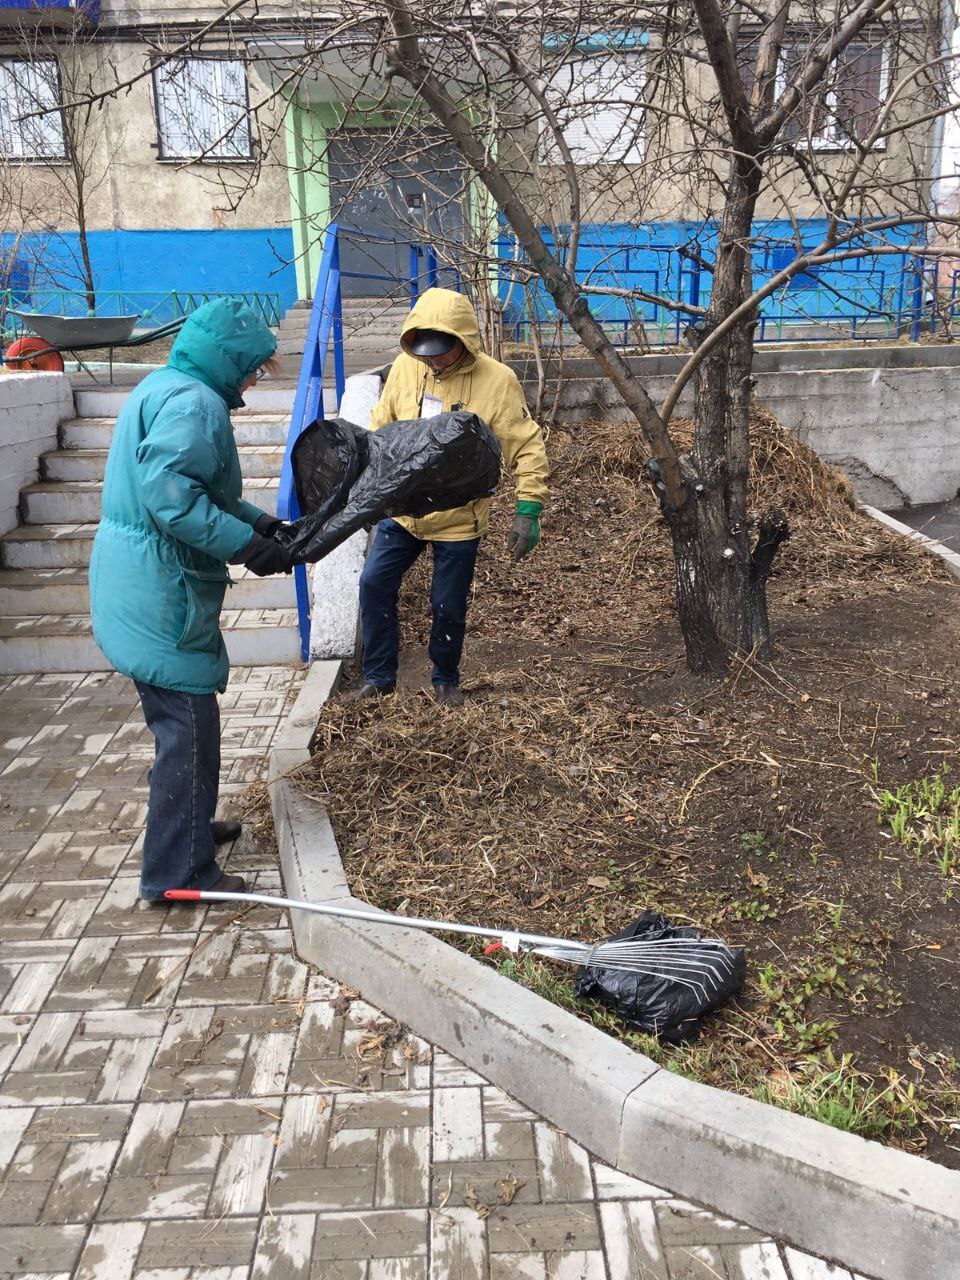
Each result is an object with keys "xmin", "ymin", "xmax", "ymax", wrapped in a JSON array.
[{"xmin": 90, "ymin": 299, "xmax": 277, "ymax": 694}]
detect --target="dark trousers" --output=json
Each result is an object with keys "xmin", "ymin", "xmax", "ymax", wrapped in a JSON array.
[
  {"xmin": 359, "ymin": 519, "xmax": 480, "ymax": 688},
  {"xmin": 135, "ymin": 680, "xmax": 222, "ymax": 901}
]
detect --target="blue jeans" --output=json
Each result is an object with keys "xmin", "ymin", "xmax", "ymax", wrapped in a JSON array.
[
  {"xmin": 359, "ymin": 519, "xmax": 480, "ymax": 688},
  {"xmin": 135, "ymin": 681, "xmax": 223, "ymax": 900}
]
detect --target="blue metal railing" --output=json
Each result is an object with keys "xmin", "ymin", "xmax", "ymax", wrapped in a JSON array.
[
  {"xmin": 278, "ymin": 222, "xmax": 459, "ymax": 661},
  {"xmin": 0, "ymin": 288, "xmax": 283, "ymax": 336},
  {"xmin": 495, "ymin": 232, "xmax": 943, "ymax": 346},
  {"xmin": 280, "ymin": 223, "xmax": 950, "ymax": 662}
]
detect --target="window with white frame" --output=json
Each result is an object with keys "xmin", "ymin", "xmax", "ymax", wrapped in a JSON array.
[
  {"xmin": 542, "ymin": 52, "xmax": 645, "ymax": 165},
  {"xmin": 0, "ymin": 59, "xmax": 67, "ymax": 161},
  {"xmin": 777, "ymin": 41, "xmax": 887, "ymax": 148},
  {"xmin": 153, "ymin": 58, "xmax": 251, "ymax": 160}
]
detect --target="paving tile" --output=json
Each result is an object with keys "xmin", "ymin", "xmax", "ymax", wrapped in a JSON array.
[
  {"xmin": 486, "ymin": 1203, "xmax": 602, "ymax": 1254},
  {"xmin": 377, "ymin": 1126, "xmax": 430, "ymax": 1207},
  {"xmin": 311, "ymin": 1208, "xmax": 428, "ymax": 1261},
  {"xmin": 0, "ymin": 666, "xmax": 846, "ymax": 1280},
  {"xmin": 268, "ymin": 1162, "xmax": 377, "ymax": 1212},
  {"xmin": 252, "ymin": 1212, "xmax": 316, "ymax": 1279},
  {"xmin": 430, "ymin": 1206, "xmax": 488, "ymax": 1279},
  {"xmin": 666, "ymin": 1244, "xmax": 731, "ymax": 1278},
  {"xmin": 485, "ymin": 1122, "xmax": 536, "ymax": 1163},
  {"xmin": 38, "ymin": 1136, "xmax": 117, "ymax": 1223},
  {"xmin": 274, "ymin": 1092, "xmax": 332, "ymax": 1169},
  {"xmin": 783, "ymin": 1252, "xmax": 854, "ymax": 1280},
  {"xmin": 137, "ymin": 1218, "xmax": 259, "ymax": 1269},
  {"xmin": 99, "ymin": 1175, "xmax": 213, "ymax": 1221},
  {"xmin": 591, "ymin": 1162, "xmax": 669, "ymax": 1200},
  {"xmin": 209, "ymin": 1131, "xmax": 275, "ymax": 1215},
  {"xmin": 533, "ymin": 1124, "xmax": 592, "ymax": 1202},
  {"xmin": 489, "ymin": 1252, "xmax": 606, "ymax": 1279},
  {"xmin": 0, "ymin": 1222, "xmax": 87, "ymax": 1272},
  {"xmin": 598, "ymin": 1200, "xmax": 669, "ymax": 1278},
  {"xmin": 433, "ymin": 1086, "xmax": 483, "ymax": 1162},
  {"xmin": 657, "ymin": 1202, "xmax": 766, "ymax": 1247},
  {"xmin": 726, "ymin": 1241, "xmax": 792, "ymax": 1279}
]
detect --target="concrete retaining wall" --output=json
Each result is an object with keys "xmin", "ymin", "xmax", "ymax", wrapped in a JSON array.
[
  {"xmin": 513, "ymin": 346, "xmax": 960, "ymax": 508},
  {"xmin": 307, "ymin": 372, "xmax": 382, "ymax": 661},
  {"xmin": 0, "ymin": 373, "xmax": 74, "ymax": 536}
]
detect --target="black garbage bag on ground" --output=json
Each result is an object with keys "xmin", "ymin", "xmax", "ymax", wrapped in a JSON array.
[
  {"xmin": 575, "ymin": 909, "xmax": 745, "ymax": 1044},
  {"xmin": 278, "ymin": 411, "xmax": 502, "ymax": 563}
]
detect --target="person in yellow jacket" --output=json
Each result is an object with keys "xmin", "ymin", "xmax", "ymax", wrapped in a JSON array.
[{"xmin": 356, "ymin": 287, "xmax": 549, "ymax": 706}]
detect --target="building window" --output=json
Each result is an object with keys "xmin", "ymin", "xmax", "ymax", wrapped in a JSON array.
[
  {"xmin": 543, "ymin": 53, "xmax": 645, "ymax": 165},
  {"xmin": 740, "ymin": 37, "xmax": 886, "ymax": 149},
  {"xmin": 0, "ymin": 59, "xmax": 67, "ymax": 162},
  {"xmin": 780, "ymin": 41, "xmax": 887, "ymax": 148},
  {"xmin": 153, "ymin": 58, "xmax": 251, "ymax": 160}
]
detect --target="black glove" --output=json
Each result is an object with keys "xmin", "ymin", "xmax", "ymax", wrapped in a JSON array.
[
  {"xmin": 229, "ymin": 532, "xmax": 293, "ymax": 576},
  {"xmin": 254, "ymin": 513, "xmax": 284, "ymax": 537}
]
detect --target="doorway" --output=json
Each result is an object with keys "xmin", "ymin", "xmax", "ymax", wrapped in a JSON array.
[{"xmin": 327, "ymin": 128, "xmax": 464, "ymax": 297}]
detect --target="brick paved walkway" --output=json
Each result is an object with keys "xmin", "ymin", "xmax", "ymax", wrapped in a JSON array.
[{"xmin": 0, "ymin": 668, "xmax": 872, "ymax": 1280}]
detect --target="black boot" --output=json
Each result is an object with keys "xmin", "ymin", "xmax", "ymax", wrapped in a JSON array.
[
  {"xmin": 211, "ymin": 820, "xmax": 242, "ymax": 845},
  {"xmin": 433, "ymin": 683, "xmax": 465, "ymax": 708},
  {"xmin": 351, "ymin": 682, "xmax": 396, "ymax": 701}
]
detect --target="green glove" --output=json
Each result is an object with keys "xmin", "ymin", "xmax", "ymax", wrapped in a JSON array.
[{"xmin": 507, "ymin": 501, "xmax": 542, "ymax": 560}]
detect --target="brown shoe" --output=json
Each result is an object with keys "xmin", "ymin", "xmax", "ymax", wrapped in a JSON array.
[
  {"xmin": 433, "ymin": 683, "xmax": 465, "ymax": 707},
  {"xmin": 351, "ymin": 682, "xmax": 396, "ymax": 701}
]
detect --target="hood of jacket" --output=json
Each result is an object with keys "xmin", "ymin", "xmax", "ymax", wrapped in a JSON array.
[
  {"xmin": 400, "ymin": 288, "xmax": 481, "ymax": 366},
  {"xmin": 168, "ymin": 298, "xmax": 277, "ymax": 410}
]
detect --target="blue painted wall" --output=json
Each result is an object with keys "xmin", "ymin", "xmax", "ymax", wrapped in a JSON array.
[
  {"xmin": 1, "ymin": 227, "xmax": 299, "ymax": 320},
  {"xmin": 498, "ymin": 219, "xmax": 921, "ymax": 338}
]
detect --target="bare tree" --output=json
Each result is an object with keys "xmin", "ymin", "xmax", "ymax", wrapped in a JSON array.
[
  {"xmin": 34, "ymin": 0, "xmax": 960, "ymax": 669},
  {"xmin": 0, "ymin": 17, "xmax": 127, "ymax": 312}
]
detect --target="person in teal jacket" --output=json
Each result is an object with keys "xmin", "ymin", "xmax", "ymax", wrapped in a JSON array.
[{"xmin": 90, "ymin": 298, "xmax": 292, "ymax": 904}]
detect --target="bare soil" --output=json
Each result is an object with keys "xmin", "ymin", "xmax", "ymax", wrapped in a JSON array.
[{"xmin": 305, "ymin": 414, "xmax": 960, "ymax": 1164}]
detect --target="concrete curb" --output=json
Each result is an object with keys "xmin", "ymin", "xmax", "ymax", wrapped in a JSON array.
[
  {"xmin": 863, "ymin": 504, "xmax": 960, "ymax": 581},
  {"xmin": 269, "ymin": 663, "xmax": 960, "ymax": 1280}
]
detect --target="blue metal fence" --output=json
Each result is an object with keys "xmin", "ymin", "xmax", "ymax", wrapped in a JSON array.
[
  {"xmin": 0, "ymin": 288, "xmax": 283, "ymax": 335},
  {"xmin": 283, "ymin": 220, "xmax": 951, "ymax": 662}
]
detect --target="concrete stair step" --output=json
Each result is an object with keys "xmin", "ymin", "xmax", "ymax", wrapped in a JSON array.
[
  {"xmin": 42, "ymin": 445, "xmax": 286, "ymax": 483},
  {"xmin": 60, "ymin": 416, "xmax": 291, "ymax": 450},
  {"xmin": 73, "ymin": 385, "xmax": 296, "ymax": 418},
  {"xmin": 1, "ymin": 523, "xmax": 97, "ymax": 569},
  {"xmin": 0, "ymin": 565, "xmax": 298, "ymax": 616},
  {"xmin": 280, "ymin": 314, "xmax": 407, "ymax": 334},
  {"xmin": 21, "ymin": 479, "xmax": 281, "ymax": 525},
  {"xmin": 0, "ymin": 608, "xmax": 301, "ymax": 674}
]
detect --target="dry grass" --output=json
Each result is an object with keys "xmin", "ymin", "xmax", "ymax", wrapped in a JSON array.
[{"xmin": 298, "ymin": 407, "xmax": 960, "ymax": 1157}]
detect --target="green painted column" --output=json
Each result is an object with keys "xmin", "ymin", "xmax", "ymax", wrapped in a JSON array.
[{"xmin": 284, "ymin": 99, "xmax": 330, "ymax": 301}]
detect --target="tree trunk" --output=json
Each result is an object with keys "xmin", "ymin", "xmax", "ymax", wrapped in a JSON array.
[{"xmin": 670, "ymin": 158, "xmax": 788, "ymax": 669}]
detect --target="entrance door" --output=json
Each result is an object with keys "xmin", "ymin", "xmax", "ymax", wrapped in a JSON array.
[{"xmin": 327, "ymin": 129, "xmax": 464, "ymax": 297}]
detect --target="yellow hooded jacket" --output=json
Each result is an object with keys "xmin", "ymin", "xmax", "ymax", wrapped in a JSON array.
[{"xmin": 368, "ymin": 287, "xmax": 549, "ymax": 542}]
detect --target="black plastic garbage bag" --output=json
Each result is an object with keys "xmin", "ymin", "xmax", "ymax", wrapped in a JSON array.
[
  {"xmin": 278, "ymin": 411, "xmax": 502, "ymax": 563},
  {"xmin": 575, "ymin": 909, "xmax": 745, "ymax": 1044}
]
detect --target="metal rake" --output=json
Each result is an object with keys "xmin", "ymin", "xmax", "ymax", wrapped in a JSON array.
[{"xmin": 165, "ymin": 888, "xmax": 738, "ymax": 1004}]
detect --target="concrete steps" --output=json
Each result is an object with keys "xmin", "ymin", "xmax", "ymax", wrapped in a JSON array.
[
  {"xmin": 0, "ymin": 383, "xmax": 305, "ymax": 675},
  {"xmin": 22, "ymin": 479, "xmax": 281, "ymax": 524},
  {"xmin": 58, "ymin": 415, "xmax": 290, "ymax": 451},
  {"xmin": 274, "ymin": 296, "xmax": 407, "ymax": 367},
  {"xmin": 0, "ymin": 608, "xmax": 301, "ymax": 674},
  {"xmin": 44, "ymin": 444, "xmax": 285, "ymax": 483},
  {"xmin": 0, "ymin": 565, "xmax": 297, "ymax": 616}
]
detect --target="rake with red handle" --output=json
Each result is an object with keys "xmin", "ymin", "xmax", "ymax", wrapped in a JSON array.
[{"xmin": 165, "ymin": 888, "xmax": 737, "ymax": 1003}]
